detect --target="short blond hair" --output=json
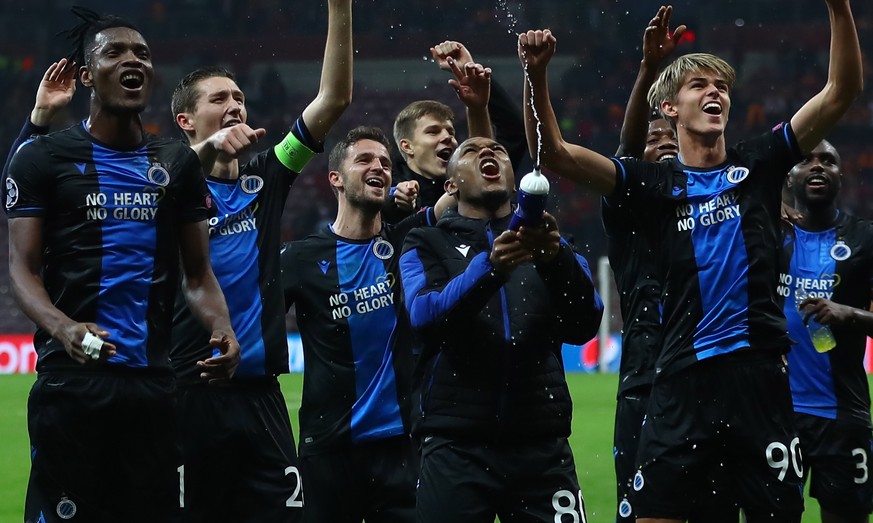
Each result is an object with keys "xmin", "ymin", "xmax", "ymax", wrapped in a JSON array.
[{"xmin": 648, "ymin": 53, "xmax": 736, "ymax": 128}]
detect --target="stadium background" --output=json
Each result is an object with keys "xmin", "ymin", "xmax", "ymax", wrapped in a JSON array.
[{"xmin": 0, "ymin": 1, "xmax": 871, "ymax": 520}]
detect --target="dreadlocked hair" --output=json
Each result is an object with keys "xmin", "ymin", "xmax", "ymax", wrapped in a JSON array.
[{"xmin": 59, "ymin": 6, "xmax": 140, "ymax": 67}]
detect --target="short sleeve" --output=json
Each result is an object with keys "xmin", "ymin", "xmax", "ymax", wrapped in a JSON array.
[
  {"xmin": 735, "ymin": 121, "xmax": 803, "ymax": 184},
  {"xmin": 5, "ymin": 139, "xmax": 53, "ymax": 217},
  {"xmin": 607, "ymin": 156, "xmax": 667, "ymax": 208}
]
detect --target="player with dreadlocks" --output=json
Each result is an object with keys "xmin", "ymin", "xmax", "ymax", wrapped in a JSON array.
[{"xmin": 5, "ymin": 8, "xmax": 240, "ymax": 522}]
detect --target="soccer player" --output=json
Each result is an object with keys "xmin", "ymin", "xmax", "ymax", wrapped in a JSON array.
[
  {"xmin": 608, "ymin": 8, "xmax": 681, "ymax": 522},
  {"xmin": 5, "ymin": 9, "xmax": 240, "ymax": 523},
  {"xmin": 399, "ymin": 136, "xmax": 603, "ymax": 523},
  {"xmin": 781, "ymin": 140, "xmax": 873, "ymax": 523},
  {"xmin": 610, "ymin": 9, "xmax": 741, "ymax": 521},
  {"xmin": 281, "ymin": 126, "xmax": 449, "ymax": 523},
  {"xmin": 518, "ymin": 0, "xmax": 862, "ymax": 520},
  {"xmin": 383, "ymin": 40, "xmax": 527, "ymax": 223},
  {"xmin": 168, "ymin": 0, "xmax": 352, "ymax": 520}
]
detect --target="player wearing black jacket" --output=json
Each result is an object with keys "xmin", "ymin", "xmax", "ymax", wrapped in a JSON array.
[{"xmin": 400, "ymin": 136, "xmax": 602, "ymax": 523}]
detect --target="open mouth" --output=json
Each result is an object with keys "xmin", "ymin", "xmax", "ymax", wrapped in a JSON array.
[
  {"xmin": 702, "ymin": 102, "xmax": 722, "ymax": 116},
  {"xmin": 222, "ymin": 119, "xmax": 242, "ymax": 129},
  {"xmin": 806, "ymin": 174, "xmax": 829, "ymax": 188},
  {"xmin": 436, "ymin": 148, "xmax": 453, "ymax": 164},
  {"xmin": 365, "ymin": 177, "xmax": 385, "ymax": 189},
  {"xmin": 479, "ymin": 159, "xmax": 500, "ymax": 179},
  {"xmin": 658, "ymin": 152, "xmax": 677, "ymax": 162},
  {"xmin": 120, "ymin": 71, "xmax": 144, "ymax": 90}
]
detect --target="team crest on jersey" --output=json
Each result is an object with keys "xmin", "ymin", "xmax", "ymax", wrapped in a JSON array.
[
  {"xmin": 147, "ymin": 162, "xmax": 170, "ymax": 186},
  {"xmin": 240, "ymin": 175, "xmax": 264, "ymax": 194},
  {"xmin": 619, "ymin": 499, "xmax": 633, "ymax": 518},
  {"xmin": 5, "ymin": 178, "xmax": 19, "ymax": 209},
  {"xmin": 725, "ymin": 166, "xmax": 749, "ymax": 184},
  {"xmin": 56, "ymin": 497, "xmax": 77, "ymax": 519},
  {"xmin": 633, "ymin": 471, "xmax": 645, "ymax": 491},
  {"xmin": 830, "ymin": 241, "xmax": 852, "ymax": 261},
  {"xmin": 373, "ymin": 238, "xmax": 394, "ymax": 260}
]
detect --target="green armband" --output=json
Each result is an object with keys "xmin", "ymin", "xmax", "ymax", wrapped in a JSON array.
[{"xmin": 274, "ymin": 132, "xmax": 316, "ymax": 173}]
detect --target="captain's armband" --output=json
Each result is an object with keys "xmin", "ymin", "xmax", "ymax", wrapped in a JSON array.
[{"xmin": 274, "ymin": 132, "xmax": 316, "ymax": 172}]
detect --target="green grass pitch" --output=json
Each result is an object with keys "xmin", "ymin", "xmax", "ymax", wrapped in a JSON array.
[{"xmin": 0, "ymin": 373, "xmax": 843, "ymax": 521}]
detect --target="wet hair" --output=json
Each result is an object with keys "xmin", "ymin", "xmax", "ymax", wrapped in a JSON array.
[
  {"xmin": 648, "ymin": 107, "xmax": 663, "ymax": 122},
  {"xmin": 171, "ymin": 66, "xmax": 236, "ymax": 117},
  {"xmin": 328, "ymin": 126, "xmax": 392, "ymax": 172},
  {"xmin": 647, "ymin": 53, "xmax": 736, "ymax": 128},
  {"xmin": 60, "ymin": 6, "xmax": 140, "ymax": 68},
  {"xmin": 392, "ymin": 100, "xmax": 455, "ymax": 160}
]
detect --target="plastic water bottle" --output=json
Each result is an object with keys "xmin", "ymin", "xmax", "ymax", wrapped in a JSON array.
[
  {"xmin": 795, "ymin": 287, "xmax": 836, "ymax": 353},
  {"xmin": 508, "ymin": 167, "xmax": 549, "ymax": 231}
]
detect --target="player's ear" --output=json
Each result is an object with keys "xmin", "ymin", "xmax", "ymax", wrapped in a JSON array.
[
  {"xmin": 176, "ymin": 113, "xmax": 196, "ymax": 133},
  {"xmin": 399, "ymin": 138, "xmax": 414, "ymax": 159},
  {"xmin": 661, "ymin": 98, "xmax": 678, "ymax": 120},
  {"xmin": 328, "ymin": 170, "xmax": 343, "ymax": 191},
  {"xmin": 444, "ymin": 177, "xmax": 458, "ymax": 197},
  {"xmin": 79, "ymin": 65, "xmax": 93, "ymax": 88}
]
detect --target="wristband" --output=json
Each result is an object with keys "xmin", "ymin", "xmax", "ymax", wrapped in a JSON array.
[{"xmin": 274, "ymin": 132, "xmax": 316, "ymax": 173}]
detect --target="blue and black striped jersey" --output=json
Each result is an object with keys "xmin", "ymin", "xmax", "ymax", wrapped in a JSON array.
[
  {"xmin": 5, "ymin": 121, "xmax": 208, "ymax": 370},
  {"xmin": 610, "ymin": 123, "xmax": 802, "ymax": 376},
  {"xmin": 781, "ymin": 213, "xmax": 873, "ymax": 427},
  {"xmin": 281, "ymin": 211, "xmax": 433, "ymax": 455},
  {"xmin": 171, "ymin": 117, "xmax": 320, "ymax": 383}
]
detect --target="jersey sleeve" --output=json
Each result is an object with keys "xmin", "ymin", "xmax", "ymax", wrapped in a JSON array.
[
  {"xmin": 736, "ymin": 121, "xmax": 803, "ymax": 184},
  {"xmin": 607, "ymin": 156, "xmax": 665, "ymax": 208},
  {"xmin": 4, "ymin": 138, "xmax": 53, "ymax": 218},
  {"xmin": 175, "ymin": 147, "xmax": 210, "ymax": 223},
  {"xmin": 2, "ymin": 117, "xmax": 50, "ymax": 206}
]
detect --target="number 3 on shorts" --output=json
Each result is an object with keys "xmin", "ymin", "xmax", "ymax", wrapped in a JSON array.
[
  {"xmin": 765, "ymin": 437, "xmax": 803, "ymax": 481},
  {"xmin": 852, "ymin": 447, "xmax": 868, "ymax": 485},
  {"xmin": 552, "ymin": 489, "xmax": 587, "ymax": 523}
]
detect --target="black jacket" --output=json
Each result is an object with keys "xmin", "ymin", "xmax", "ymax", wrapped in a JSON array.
[{"xmin": 399, "ymin": 211, "xmax": 603, "ymax": 441}]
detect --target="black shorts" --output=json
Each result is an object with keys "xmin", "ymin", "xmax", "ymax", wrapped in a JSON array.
[
  {"xmin": 795, "ymin": 412, "xmax": 873, "ymax": 519},
  {"xmin": 631, "ymin": 351, "xmax": 804, "ymax": 522},
  {"xmin": 176, "ymin": 377, "xmax": 301, "ymax": 523},
  {"xmin": 24, "ymin": 368, "xmax": 180, "ymax": 523},
  {"xmin": 615, "ymin": 390, "xmax": 740, "ymax": 523},
  {"xmin": 299, "ymin": 436, "xmax": 417, "ymax": 523},
  {"xmin": 417, "ymin": 435, "xmax": 586, "ymax": 523}
]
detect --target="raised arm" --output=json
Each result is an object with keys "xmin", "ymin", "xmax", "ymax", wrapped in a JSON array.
[
  {"xmin": 789, "ymin": 0, "xmax": 862, "ymax": 155},
  {"xmin": 432, "ymin": 40, "xmax": 528, "ymax": 170},
  {"xmin": 617, "ymin": 6, "xmax": 685, "ymax": 157},
  {"xmin": 300, "ymin": 0, "xmax": 353, "ymax": 143},
  {"xmin": 3, "ymin": 58, "xmax": 77, "ymax": 189},
  {"xmin": 431, "ymin": 41, "xmax": 492, "ymax": 139},
  {"xmin": 179, "ymin": 221, "xmax": 240, "ymax": 382},
  {"xmin": 519, "ymin": 29, "xmax": 617, "ymax": 195}
]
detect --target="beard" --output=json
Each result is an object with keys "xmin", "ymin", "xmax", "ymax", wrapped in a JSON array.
[{"xmin": 345, "ymin": 188, "xmax": 385, "ymax": 214}]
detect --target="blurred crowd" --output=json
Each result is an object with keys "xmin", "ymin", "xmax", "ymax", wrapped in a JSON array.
[{"xmin": 0, "ymin": 0, "xmax": 871, "ymax": 332}]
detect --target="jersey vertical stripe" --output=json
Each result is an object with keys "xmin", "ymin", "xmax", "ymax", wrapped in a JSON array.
[
  {"xmin": 336, "ymin": 240, "xmax": 404, "ymax": 441},
  {"xmin": 206, "ymin": 181, "xmax": 266, "ymax": 377},
  {"xmin": 684, "ymin": 168, "xmax": 751, "ymax": 359},
  {"xmin": 92, "ymin": 145, "xmax": 156, "ymax": 367},
  {"xmin": 784, "ymin": 226, "xmax": 838, "ymax": 419}
]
